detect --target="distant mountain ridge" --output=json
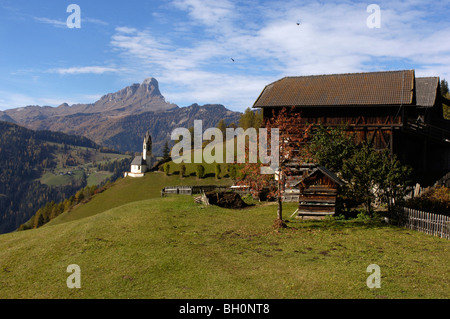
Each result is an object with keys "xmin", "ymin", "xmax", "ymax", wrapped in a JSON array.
[{"xmin": 0, "ymin": 78, "xmax": 242, "ymax": 154}]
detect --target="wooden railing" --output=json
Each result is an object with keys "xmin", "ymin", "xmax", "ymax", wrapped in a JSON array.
[{"xmin": 405, "ymin": 120, "xmax": 450, "ymax": 143}]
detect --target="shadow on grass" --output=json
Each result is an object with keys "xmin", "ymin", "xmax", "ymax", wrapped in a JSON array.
[
  {"xmin": 284, "ymin": 217, "xmax": 390, "ymax": 231},
  {"xmin": 187, "ymin": 172, "xmax": 214, "ymax": 178}
]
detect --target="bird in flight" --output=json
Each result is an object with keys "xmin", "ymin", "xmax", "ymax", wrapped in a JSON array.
[{"xmin": 231, "ymin": 58, "xmax": 235, "ymax": 62}]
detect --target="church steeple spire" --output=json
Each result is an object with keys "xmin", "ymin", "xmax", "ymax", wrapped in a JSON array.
[{"xmin": 143, "ymin": 131, "xmax": 152, "ymax": 161}]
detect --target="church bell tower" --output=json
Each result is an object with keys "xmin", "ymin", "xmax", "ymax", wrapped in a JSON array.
[{"xmin": 143, "ymin": 131, "xmax": 152, "ymax": 162}]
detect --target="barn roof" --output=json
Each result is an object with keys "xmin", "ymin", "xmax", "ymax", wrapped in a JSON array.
[
  {"xmin": 415, "ymin": 77, "xmax": 439, "ymax": 108},
  {"xmin": 253, "ymin": 70, "xmax": 415, "ymax": 108}
]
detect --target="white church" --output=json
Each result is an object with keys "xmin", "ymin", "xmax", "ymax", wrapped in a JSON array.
[{"xmin": 125, "ymin": 131, "xmax": 152, "ymax": 178}]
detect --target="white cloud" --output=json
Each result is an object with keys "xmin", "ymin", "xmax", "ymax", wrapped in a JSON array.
[
  {"xmin": 34, "ymin": 16, "xmax": 108, "ymax": 28},
  {"xmin": 159, "ymin": 70, "xmax": 272, "ymax": 108},
  {"xmin": 33, "ymin": 17, "xmax": 66, "ymax": 28},
  {"xmin": 115, "ymin": 26, "xmax": 138, "ymax": 34},
  {"xmin": 49, "ymin": 66, "xmax": 122, "ymax": 75},
  {"xmin": 83, "ymin": 17, "xmax": 108, "ymax": 26},
  {"xmin": 107, "ymin": 1, "xmax": 450, "ymax": 110},
  {"xmin": 171, "ymin": 0, "xmax": 234, "ymax": 27}
]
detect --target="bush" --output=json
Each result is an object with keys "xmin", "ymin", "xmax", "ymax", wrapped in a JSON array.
[
  {"xmin": 356, "ymin": 209, "xmax": 372, "ymax": 220},
  {"xmin": 163, "ymin": 163, "xmax": 170, "ymax": 176},
  {"xmin": 405, "ymin": 186, "xmax": 450, "ymax": 215},
  {"xmin": 196, "ymin": 165, "xmax": 205, "ymax": 179},
  {"xmin": 179, "ymin": 164, "xmax": 186, "ymax": 178},
  {"xmin": 215, "ymin": 164, "xmax": 221, "ymax": 179},
  {"xmin": 228, "ymin": 165, "xmax": 237, "ymax": 180}
]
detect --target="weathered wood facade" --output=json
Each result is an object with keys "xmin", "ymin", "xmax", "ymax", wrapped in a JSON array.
[
  {"xmin": 293, "ymin": 166, "xmax": 344, "ymax": 218},
  {"xmin": 253, "ymin": 70, "xmax": 450, "ymax": 185}
]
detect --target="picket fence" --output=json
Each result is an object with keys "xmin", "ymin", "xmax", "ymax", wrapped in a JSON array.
[{"xmin": 398, "ymin": 207, "xmax": 450, "ymax": 239}]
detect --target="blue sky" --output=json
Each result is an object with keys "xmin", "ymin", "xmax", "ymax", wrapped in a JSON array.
[{"xmin": 0, "ymin": 0, "xmax": 449, "ymax": 112}]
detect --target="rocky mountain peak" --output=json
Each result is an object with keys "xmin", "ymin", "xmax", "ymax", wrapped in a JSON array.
[
  {"xmin": 142, "ymin": 77, "xmax": 157, "ymax": 86},
  {"xmin": 93, "ymin": 77, "xmax": 176, "ymax": 113},
  {"xmin": 138, "ymin": 77, "xmax": 161, "ymax": 96}
]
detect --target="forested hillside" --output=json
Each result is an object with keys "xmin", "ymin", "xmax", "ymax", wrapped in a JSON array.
[{"xmin": 0, "ymin": 121, "xmax": 129, "ymax": 234}]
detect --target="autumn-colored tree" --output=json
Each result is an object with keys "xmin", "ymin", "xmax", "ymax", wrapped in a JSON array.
[
  {"xmin": 405, "ymin": 185, "xmax": 450, "ymax": 215},
  {"xmin": 236, "ymin": 107, "xmax": 312, "ymax": 228}
]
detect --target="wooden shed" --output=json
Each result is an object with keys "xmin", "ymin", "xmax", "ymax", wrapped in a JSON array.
[{"xmin": 292, "ymin": 166, "xmax": 344, "ymax": 219}]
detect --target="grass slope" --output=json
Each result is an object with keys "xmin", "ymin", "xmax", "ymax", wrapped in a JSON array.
[
  {"xmin": 48, "ymin": 142, "xmax": 236, "ymax": 226},
  {"xmin": 48, "ymin": 171, "xmax": 233, "ymax": 226},
  {"xmin": 0, "ymin": 195, "xmax": 449, "ymax": 299},
  {"xmin": 2, "ymin": 144, "xmax": 449, "ymax": 299}
]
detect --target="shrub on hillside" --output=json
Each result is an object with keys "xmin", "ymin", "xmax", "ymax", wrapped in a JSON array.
[
  {"xmin": 215, "ymin": 164, "xmax": 221, "ymax": 179},
  {"xmin": 179, "ymin": 164, "xmax": 186, "ymax": 178},
  {"xmin": 163, "ymin": 163, "xmax": 170, "ymax": 176},
  {"xmin": 228, "ymin": 165, "xmax": 237, "ymax": 180},
  {"xmin": 196, "ymin": 165, "xmax": 205, "ymax": 179},
  {"xmin": 405, "ymin": 186, "xmax": 450, "ymax": 216}
]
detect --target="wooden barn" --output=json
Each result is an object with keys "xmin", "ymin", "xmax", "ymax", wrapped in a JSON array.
[
  {"xmin": 253, "ymin": 70, "xmax": 450, "ymax": 185},
  {"xmin": 291, "ymin": 165, "xmax": 343, "ymax": 219}
]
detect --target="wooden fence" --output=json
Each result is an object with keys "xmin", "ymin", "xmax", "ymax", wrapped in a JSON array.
[
  {"xmin": 398, "ymin": 207, "xmax": 450, "ymax": 239},
  {"xmin": 161, "ymin": 185, "xmax": 231, "ymax": 197}
]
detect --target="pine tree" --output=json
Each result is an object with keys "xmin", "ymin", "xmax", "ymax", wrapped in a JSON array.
[
  {"xmin": 441, "ymin": 79, "xmax": 449, "ymax": 96},
  {"xmin": 162, "ymin": 141, "xmax": 171, "ymax": 161},
  {"xmin": 239, "ymin": 108, "xmax": 263, "ymax": 129},
  {"xmin": 34, "ymin": 210, "xmax": 45, "ymax": 228},
  {"xmin": 217, "ymin": 120, "xmax": 227, "ymax": 135},
  {"xmin": 179, "ymin": 164, "xmax": 186, "ymax": 178},
  {"xmin": 239, "ymin": 107, "xmax": 255, "ymax": 129}
]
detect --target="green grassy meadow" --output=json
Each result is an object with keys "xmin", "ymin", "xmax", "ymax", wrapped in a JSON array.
[
  {"xmin": 38, "ymin": 144, "xmax": 131, "ymax": 188},
  {"xmin": 86, "ymin": 171, "xmax": 113, "ymax": 187},
  {"xmin": 48, "ymin": 171, "xmax": 233, "ymax": 226},
  {"xmin": 0, "ymin": 173, "xmax": 449, "ymax": 298}
]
